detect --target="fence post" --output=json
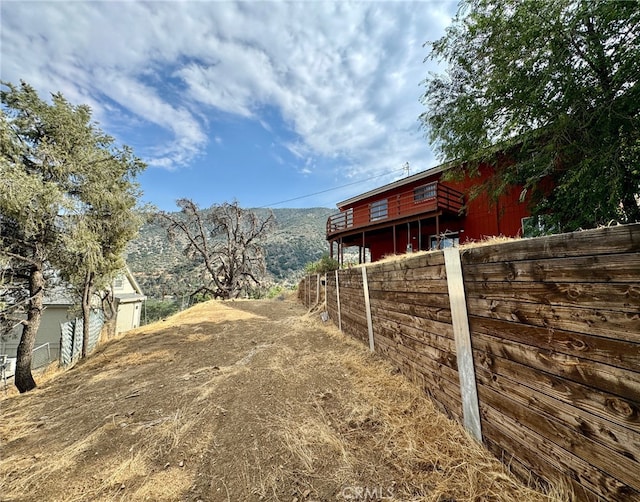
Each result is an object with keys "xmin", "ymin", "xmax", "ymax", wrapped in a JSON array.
[
  {"xmin": 335, "ymin": 269, "xmax": 342, "ymax": 332},
  {"xmin": 316, "ymin": 274, "xmax": 320, "ymax": 306},
  {"xmin": 361, "ymin": 266, "xmax": 375, "ymax": 352},
  {"xmin": 323, "ymin": 273, "xmax": 327, "ymax": 311},
  {"xmin": 443, "ymin": 247, "xmax": 482, "ymax": 442}
]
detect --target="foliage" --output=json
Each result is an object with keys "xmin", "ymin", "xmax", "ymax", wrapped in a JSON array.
[
  {"xmin": 160, "ymin": 200, "xmax": 275, "ymax": 300},
  {"xmin": 142, "ymin": 299, "xmax": 181, "ymax": 325},
  {"xmin": 0, "ymin": 81, "xmax": 145, "ymax": 391},
  {"xmin": 127, "ymin": 207, "xmax": 335, "ymax": 299},
  {"xmin": 420, "ymin": 0, "xmax": 640, "ymax": 232},
  {"xmin": 305, "ymin": 254, "xmax": 340, "ymax": 275}
]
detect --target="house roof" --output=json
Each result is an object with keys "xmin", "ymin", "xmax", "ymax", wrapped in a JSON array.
[
  {"xmin": 115, "ymin": 292, "xmax": 147, "ymax": 304},
  {"xmin": 43, "ymin": 284, "xmax": 75, "ymax": 306},
  {"xmin": 122, "ymin": 266, "xmax": 144, "ymax": 296},
  {"xmin": 337, "ymin": 161, "xmax": 454, "ymax": 209}
]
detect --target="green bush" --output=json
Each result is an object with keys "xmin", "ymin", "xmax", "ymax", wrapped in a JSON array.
[
  {"xmin": 304, "ymin": 254, "xmax": 339, "ymax": 275},
  {"xmin": 143, "ymin": 299, "xmax": 181, "ymax": 325}
]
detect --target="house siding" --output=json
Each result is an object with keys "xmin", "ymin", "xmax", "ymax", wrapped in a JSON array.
[{"xmin": 328, "ymin": 163, "xmax": 533, "ymax": 262}]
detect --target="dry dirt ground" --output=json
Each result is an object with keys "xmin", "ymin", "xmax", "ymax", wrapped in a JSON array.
[{"xmin": 1, "ymin": 298, "xmax": 567, "ymax": 502}]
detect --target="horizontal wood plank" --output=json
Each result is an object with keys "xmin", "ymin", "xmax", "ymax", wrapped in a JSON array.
[
  {"xmin": 370, "ymin": 300, "xmax": 452, "ymax": 325},
  {"xmin": 368, "ymin": 290, "xmax": 452, "ymax": 309},
  {"xmin": 464, "ymin": 280, "xmax": 640, "ymax": 313},
  {"xmin": 367, "ymin": 251, "xmax": 445, "ymax": 272},
  {"xmin": 461, "ymin": 224, "xmax": 640, "ymax": 264},
  {"xmin": 467, "ymin": 296, "xmax": 640, "ymax": 342},
  {"xmin": 462, "ymin": 252, "xmax": 640, "ymax": 284},
  {"xmin": 469, "ymin": 316, "xmax": 640, "ymax": 372},
  {"xmin": 366, "ymin": 278, "xmax": 450, "ymax": 294}
]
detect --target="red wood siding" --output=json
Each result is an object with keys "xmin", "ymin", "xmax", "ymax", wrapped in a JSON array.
[{"xmin": 327, "ymin": 163, "xmax": 533, "ymax": 262}]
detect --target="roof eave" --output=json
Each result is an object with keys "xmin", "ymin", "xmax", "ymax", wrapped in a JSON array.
[{"xmin": 336, "ymin": 161, "xmax": 454, "ymax": 209}]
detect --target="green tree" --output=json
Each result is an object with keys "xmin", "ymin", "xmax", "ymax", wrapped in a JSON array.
[
  {"xmin": 0, "ymin": 81, "xmax": 145, "ymax": 391},
  {"xmin": 62, "ymin": 146, "xmax": 145, "ymax": 358},
  {"xmin": 160, "ymin": 200, "xmax": 274, "ymax": 300},
  {"xmin": 305, "ymin": 254, "xmax": 339, "ymax": 275},
  {"xmin": 420, "ymin": 0, "xmax": 640, "ymax": 231}
]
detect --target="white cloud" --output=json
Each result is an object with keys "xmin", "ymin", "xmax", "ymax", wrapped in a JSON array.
[{"xmin": 0, "ymin": 0, "xmax": 455, "ymax": 176}]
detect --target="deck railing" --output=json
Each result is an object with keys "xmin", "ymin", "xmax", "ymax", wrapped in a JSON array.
[{"xmin": 327, "ymin": 182, "xmax": 464, "ymax": 236}]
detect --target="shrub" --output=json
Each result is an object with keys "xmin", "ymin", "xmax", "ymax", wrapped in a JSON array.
[{"xmin": 304, "ymin": 254, "xmax": 339, "ymax": 275}]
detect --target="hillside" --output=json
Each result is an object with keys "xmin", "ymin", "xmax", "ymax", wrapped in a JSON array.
[
  {"xmin": 126, "ymin": 207, "xmax": 335, "ymax": 299},
  {"xmin": 0, "ymin": 298, "xmax": 558, "ymax": 501}
]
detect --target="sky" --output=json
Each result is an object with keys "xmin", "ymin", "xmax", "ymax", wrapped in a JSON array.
[{"xmin": 1, "ymin": 0, "xmax": 458, "ymax": 212}]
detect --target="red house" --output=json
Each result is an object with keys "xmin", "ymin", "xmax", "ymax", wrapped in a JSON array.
[{"xmin": 326, "ymin": 162, "xmax": 532, "ymax": 263}]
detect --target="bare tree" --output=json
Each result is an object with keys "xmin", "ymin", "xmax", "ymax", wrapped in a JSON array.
[{"xmin": 160, "ymin": 200, "xmax": 275, "ymax": 300}]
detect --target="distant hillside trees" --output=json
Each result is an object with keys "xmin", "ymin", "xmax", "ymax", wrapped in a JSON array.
[
  {"xmin": 421, "ymin": 0, "xmax": 640, "ymax": 231},
  {"xmin": 0, "ymin": 81, "xmax": 146, "ymax": 392},
  {"xmin": 160, "ymin": 200, "xmax": 275, "ymax": 300}
]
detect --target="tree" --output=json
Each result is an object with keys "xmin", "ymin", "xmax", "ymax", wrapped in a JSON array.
[
  {"xmin": 305, "ymin": 254, "xmax": 339, "ymax": 275},
  {"xmin": 0, "ymin": 81, "xmax": 145, "ymax": 391},
  {"xmin": 420, "ymin": 0, "xmax": 640, "ymax": 232},
  {"xmin": 61, "ymin": 146, "xmax": 145, "ymax": 358},
  {"xmin": 160, "ymin": 200, "xmax": 274, "ymax": 300}
]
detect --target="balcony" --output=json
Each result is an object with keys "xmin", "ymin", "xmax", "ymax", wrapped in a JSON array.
[{"xmin": 326, "ymin": 181, "xmax": 463, "ymax": 237}]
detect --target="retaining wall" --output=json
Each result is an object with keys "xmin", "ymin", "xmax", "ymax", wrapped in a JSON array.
[{"xmin": 299, "ymin": 223, "xmax": 640, "ymax": 501}]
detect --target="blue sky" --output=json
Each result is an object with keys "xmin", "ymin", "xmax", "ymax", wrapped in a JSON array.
[{"xmin": 1, "ymin": 1, "xmax": 458, "ymax": 212}]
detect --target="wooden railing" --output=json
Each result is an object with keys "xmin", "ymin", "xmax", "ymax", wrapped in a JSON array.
[{"xmin": 326, "ymin": 182, "xmax": 464, "ymax": 237}]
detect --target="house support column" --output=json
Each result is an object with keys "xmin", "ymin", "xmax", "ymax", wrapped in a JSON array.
[
  {"xmin": 418, "ymin": 219, "xmax": 422, "ymax": 251},
  {"xmin": 393, "ymin": 225, "xmax": 397, "ymax": 254},
  {"xmin": 436, "ymin": 214, "xmax": 440, "ymax": 249}
]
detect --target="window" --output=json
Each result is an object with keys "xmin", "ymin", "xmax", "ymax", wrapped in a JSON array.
[
  {"xmin": 113, "ymin": 277, "xmax": 124, "ymax": 290},
  {"xmin": 370, "ymin": 199, "xmax": 388, "ymax": 221},
  {"xmin": 414, "ymin": 182, "xmax": 437, "ymax": 202},
  {"xmin": 430, "ymin": 233, "xmax": 459, "ymax": 250}
]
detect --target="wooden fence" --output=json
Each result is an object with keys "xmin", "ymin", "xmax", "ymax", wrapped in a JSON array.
[{"xmin": 299, "ymin": 223, "xmax": 640, "ymax": 501}]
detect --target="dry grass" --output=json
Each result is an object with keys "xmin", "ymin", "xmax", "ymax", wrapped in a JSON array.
[
  {"xmin": 0, "ymin": 299, "xmax": 571, "ymax": 502},
  {"xmin": 355, "ymin": 235, "xmax": 522, "ymax": 268},
  {"xmin": 459, "ymin": 234, "xmax": 520, "ymax": 249},
  {"xmin": 266, "ymin": 314, "xmax": 570, "ymax": 502}
]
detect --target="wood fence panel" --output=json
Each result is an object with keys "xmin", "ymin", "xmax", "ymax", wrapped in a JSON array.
[
  {"xmin": 302, "ymin": 223, "xmax": 640, "ymax": 500},
  {"xmin": 474, "ymin": 363, "xmax": 640, "ymax": 483},
  {"xmin": 336, "ymin": 269, "xmax": 368, "ymax": 344},
  {"xmin": 461, "ymin": 224, "xmax": 640, "ymax": 501}
]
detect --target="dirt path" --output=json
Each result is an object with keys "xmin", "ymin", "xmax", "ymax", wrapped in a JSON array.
[{"xmin": 1, "ymin": 298, "xmax": 563, "ymax": 502}]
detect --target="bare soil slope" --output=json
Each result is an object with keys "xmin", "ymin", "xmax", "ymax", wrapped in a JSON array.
[{"xmin": 1, "ymin": 299, "xmax": 564, "ymax": 502}]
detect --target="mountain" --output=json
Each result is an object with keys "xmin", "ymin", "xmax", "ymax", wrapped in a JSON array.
[{"xmin": 126, "ymin": 207, "xmax": 335, "ymax": 299}]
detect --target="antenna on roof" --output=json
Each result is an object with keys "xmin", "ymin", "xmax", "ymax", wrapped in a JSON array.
[{"xmin": 403, "ymin": 161, "xmax": 410, "ymax": 176}]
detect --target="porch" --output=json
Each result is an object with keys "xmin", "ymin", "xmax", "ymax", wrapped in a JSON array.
[{"xmin": 326, "ymin": 182, "xmax": 464, "ymax": 263}]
